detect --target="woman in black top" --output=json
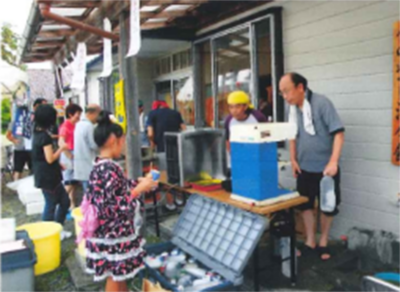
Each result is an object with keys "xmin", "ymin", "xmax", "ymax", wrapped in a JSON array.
[{"xmin": 31, "ymin": 104, "xmax": 71, "ymax": 239}]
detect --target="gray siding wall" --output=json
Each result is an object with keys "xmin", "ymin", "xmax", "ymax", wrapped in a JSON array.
[{"xmin": 273, "ymin": 0, "xmax": 400, "ymax": 237}]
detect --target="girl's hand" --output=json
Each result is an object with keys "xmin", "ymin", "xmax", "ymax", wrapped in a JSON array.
[{"xmin": 132, "ymin": 177, "xmax": 158, "ymax": 197}]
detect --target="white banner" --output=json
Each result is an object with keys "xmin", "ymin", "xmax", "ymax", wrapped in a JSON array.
[
  {"xmin": 126, "ymin": 0, "xmax": 141, "ymax": 57},
  {"xmin": 70, "ymin": 43, "xmax": 87, "ymax": 92},
  {"xmin": 100, "ymin": 18, "xmax": 112, "ymax": 77}
]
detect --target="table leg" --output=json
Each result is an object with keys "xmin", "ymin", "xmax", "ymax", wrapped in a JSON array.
[
  {"xmin": 253, "ymin": 244, "xmax": 260, "ymax": 291},
  {"xmin": 289, "ymin": 207, "xmax": 297, "ymax": 286},
  {"xmin": 153, "ymin": 191, "xmax": 160, "ymax": 238}
]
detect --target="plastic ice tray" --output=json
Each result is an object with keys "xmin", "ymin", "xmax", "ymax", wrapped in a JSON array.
[{"xmin": 171, "ymin": 195, "xmax": 268, "ymax": 286}]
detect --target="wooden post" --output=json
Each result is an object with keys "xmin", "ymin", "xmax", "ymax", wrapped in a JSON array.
[
  {"xmin": 119, "ymin": 12, "xmax": 142, "ymax": 179},
  {"xmin": 392, "ymin": 21, "xmax": 400, "ymax": 166}
]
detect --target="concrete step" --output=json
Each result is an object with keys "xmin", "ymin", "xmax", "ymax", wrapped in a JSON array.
[{"xmin": 66, "ymin": 251, "xmax": 103, "ymax": 291}]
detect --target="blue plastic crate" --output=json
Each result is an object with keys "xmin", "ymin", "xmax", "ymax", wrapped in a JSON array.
[{"xmin": 144, "ymin": 195, "xmax": 268, "ymax": 291}]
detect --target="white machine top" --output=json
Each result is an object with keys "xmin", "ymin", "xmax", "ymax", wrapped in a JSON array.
[{"xmin": 230, "ymin": 123, "xmax": 297, "ymax": 143}]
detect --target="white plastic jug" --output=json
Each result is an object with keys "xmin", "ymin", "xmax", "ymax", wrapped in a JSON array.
[{"xmin": 320, "ymin": 176, "xmax": 336, "ymax": 213}]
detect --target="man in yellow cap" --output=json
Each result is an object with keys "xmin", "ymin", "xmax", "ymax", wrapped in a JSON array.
[{"xmin": 224, "ymin": 91, "xmax": 267, "ymax": 152}]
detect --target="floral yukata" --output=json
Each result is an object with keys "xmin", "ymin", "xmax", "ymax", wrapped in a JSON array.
[{"xmin": 85, "ymin": 158, "xmax": 145, "ymax": 282}]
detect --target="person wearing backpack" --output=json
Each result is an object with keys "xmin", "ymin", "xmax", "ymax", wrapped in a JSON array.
[{"xmin": 80, "ymin": 111, "xmax": 157, "ymax": 292}]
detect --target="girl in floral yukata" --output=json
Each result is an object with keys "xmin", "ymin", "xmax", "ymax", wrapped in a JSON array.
[{"xmin": 84, "ymin": 111, "xmax": 157, "ymax": 292}]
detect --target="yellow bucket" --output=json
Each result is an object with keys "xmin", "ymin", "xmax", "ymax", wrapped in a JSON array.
[
  {"xmin": 17, "ymin": 222, "xmax": 62, "ymax": 275},
  {"xmin": 71, "ymin": 207, "xmax": 85, "ymax": 258}
]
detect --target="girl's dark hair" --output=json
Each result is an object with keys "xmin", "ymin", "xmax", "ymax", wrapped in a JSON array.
[
  {"xmin": 33, "ymin": 98, "xmax": 47, "ymax": 108},
  {"xmin": 35, "ymin": 104, "xmax": 57, "ymax": 129},
  {"xmin": 94, "ymin": 111, "xmax": 124, "ymax": 147},
  {"xmin": 66, "ymin": 104, "xmax": 83, "ymax": 118}
]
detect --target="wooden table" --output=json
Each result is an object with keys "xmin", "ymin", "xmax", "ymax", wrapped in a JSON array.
[
  {"xmin": 159, "ymin": 171, "xmax": 308, "ymax": 215},
  {"xmin": 151, "ymin": 171, "xmax": 308, "ymax": 290}
]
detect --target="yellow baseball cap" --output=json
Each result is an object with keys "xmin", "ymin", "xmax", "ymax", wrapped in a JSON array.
[{"xmin": 227, "ymin": 91, "xmax": 254, "ymax": 109}]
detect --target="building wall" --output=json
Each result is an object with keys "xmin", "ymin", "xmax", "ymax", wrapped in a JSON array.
[
  {"xmin": 275, "ymin": 0, "xmax": 400, "ymax": 237},
  {"xmin": 202, "ymin": 0, "xmax": 400, "ymax": 238}
]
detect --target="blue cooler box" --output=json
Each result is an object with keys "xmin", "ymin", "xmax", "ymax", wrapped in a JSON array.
[
  {"xmin": 1, "ymin": 230, "xmax": 37, "ymax": 292},
  {"xmin": 230, "ymin": 123, "xmax": 297, "ymax": 202},
  {"xmin": 144, "ymin": 195, "xmax": 268, "ymax": 291}
]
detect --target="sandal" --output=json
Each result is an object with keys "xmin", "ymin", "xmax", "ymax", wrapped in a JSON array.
[
  {"xmin": 317, "ymin": 246, "xmax": 331, "ymax": 261},
  {"xmin": 297, "ymin": 243, "xmax": 316, "ymax": 257}
]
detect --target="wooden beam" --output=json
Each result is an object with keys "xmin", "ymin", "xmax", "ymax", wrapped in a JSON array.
[
  {"xmin": 144, "ymin": 0, "xmax": 208, "ymax": 5},
  {"xmin": 38, "ymin": 0, "xmax": 100, "ymax": 8},
  {"xmin": 141, "ymin": 22, "xmax": 170, "ymax": 30},
  {"xmin": 53, "ymin": 0, "xmax": 118, "ymax": 65},
  {"xmin": 32, "ymin": 41, "xmax": 64, "ymax": 48},
  {"xmin": 27, "ymin": 52, "xmax": 52, "ymax": 57},
  {"xmin": 140, "ymin": 10, "xmax": 189, "ymax": 19},
  {"xmin": 31, "ymin": 47, "xmax": 58, "ymax": 52},
  {"xmin": 38, "ymin": 29, "xmax": 75, "ymax": 38}
]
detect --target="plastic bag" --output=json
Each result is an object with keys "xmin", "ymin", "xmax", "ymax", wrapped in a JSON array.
[{"xmin": 76, "ymin": 195, "xmax": 99, "ymax": 244}]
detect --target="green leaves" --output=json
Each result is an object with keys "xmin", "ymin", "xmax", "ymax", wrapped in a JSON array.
[
  {"xmin": 1, "ymin": 98, "xmax": 11, "ymax": 134},
  {"xmin": 1, "ymin": 23, "xmax": 25, "ymax": 70}
]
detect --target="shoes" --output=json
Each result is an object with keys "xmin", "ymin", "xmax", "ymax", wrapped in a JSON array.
[
  {"xmin": 163, "ymin": 204, "xmax": 177, "ymax": 213},
  {"xmin": 61, "ymin": 230, "xmax": 72, "ymax": 241}
]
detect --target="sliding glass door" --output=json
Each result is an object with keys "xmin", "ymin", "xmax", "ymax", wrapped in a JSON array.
[{"xmin": 194, "ymin": 13, "xmax": 281, "ymax": 127}]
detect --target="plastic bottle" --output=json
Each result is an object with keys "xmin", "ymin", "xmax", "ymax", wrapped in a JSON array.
[
  {"xmin": 320, "ymin": 176, "xmax": 336, "ymax": 213},
  {"xmin": 280, "ymin": 237, "xmax": 296, "ymax": 278}
]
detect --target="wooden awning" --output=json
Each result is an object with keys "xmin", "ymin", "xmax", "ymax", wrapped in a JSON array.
[{"xmin": 21, "ymin": 0, "xmax": 267, "ymax": 65}]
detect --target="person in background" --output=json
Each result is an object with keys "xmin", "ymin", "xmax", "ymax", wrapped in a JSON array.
[
  {"xmin": 31, "ymin": 104, "xmax": 71, "ymax": 239},
  {"xmin": 83, "ymin": 111, "xmax": 157, "ymax": 291},
  {"xmin": 73, "ymin": 104, "xmax": 101, "ymax": 193},
  {"xmin": 147, "ymin": 100, "xmax": 186, "ymax": 154},
  {"xmin": 259, "ymin": 85, "xmax": 273, "ymax": 122},
  {"xmin": 6, "ymin": 98, "xmax": 47, "ymax": 180},
  {"xmin": 279, "ymin": 72, "xmax": 345, "ymax": 261},
  {"xmin": 59, "ymin": 104, "xmax": 82, "ymax": 213},
  {"xmin": 224, "ymin": 91, "xmax": 267, "ymax": 152},
  {"xmin": 147, "ymin": 100, "xmax": 186, "ymax": 212}
]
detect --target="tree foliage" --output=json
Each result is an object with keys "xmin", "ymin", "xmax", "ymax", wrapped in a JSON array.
[
  {"xmin": 1, "ymin": 23, "xmax": 26, "ymax": 70},
  {"xmin": 1, "ymin": 98, "xmax": 11, "ymax": 134}
]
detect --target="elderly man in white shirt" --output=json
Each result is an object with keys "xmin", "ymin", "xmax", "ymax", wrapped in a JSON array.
[{"xmin": 73, "ymin": 104, "xmax": 101, "ymax": 192}]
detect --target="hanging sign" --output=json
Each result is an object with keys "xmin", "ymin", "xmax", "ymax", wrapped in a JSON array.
[
  {"xmin": 392, "ymin": 21, "xmax": 400, "ymax": 166},
  {"xmin": 100, "ymin": 18, "xmax": 112, "ymax": 77},
  {"xmin": 114, "ymin": 80, "xmax": 127, "ymax": 132},
  {"xmin": 126, "ymin": 0, "xmax": 141, "ymax": 57},
  {"xmin": 54, "ymin": 99, "xmax": 66, "ymax": 118},
  {"xmin": 70, "ymin": 43, "xmax": 87, "ymax": 92}
]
